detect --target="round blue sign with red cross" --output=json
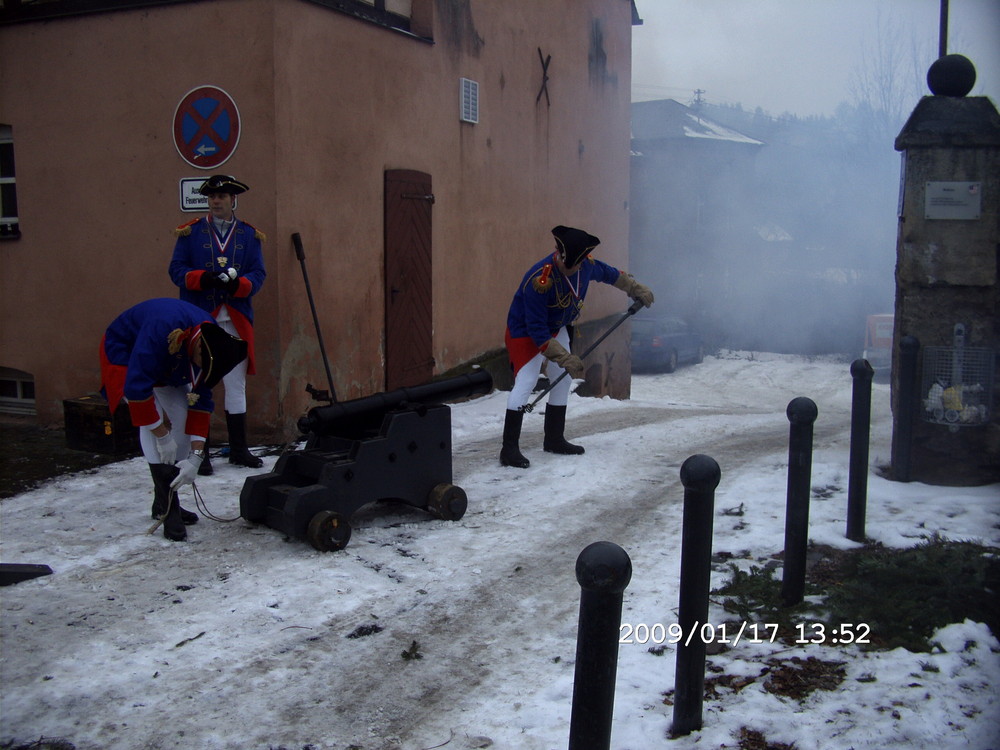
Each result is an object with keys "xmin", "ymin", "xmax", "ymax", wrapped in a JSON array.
[{"xmin": 173, "ymin": 85, "xmax": 241, "ymax": 169}]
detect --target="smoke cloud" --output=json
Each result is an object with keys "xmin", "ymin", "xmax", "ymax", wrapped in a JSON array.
[{"xmin": 630, "ymin": 101, "xmax": 899, "ymax": 356}]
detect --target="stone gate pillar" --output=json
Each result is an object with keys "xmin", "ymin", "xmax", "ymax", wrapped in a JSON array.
[{"xmin": 891, "ymin": 55, "xmax": 1000, "ymax": 486}]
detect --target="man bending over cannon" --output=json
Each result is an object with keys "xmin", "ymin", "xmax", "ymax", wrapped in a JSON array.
[{"xmin": 100, "ymin": 298, "xmax": 247, "ymax": 540}]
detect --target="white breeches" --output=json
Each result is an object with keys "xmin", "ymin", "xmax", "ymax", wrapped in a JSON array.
[
  {"xmin": 506, "ymin": 327, "xmax": 572, "ymax": 410},
  {"xmin": 215, "ymin": 317, "xmax": 248, "ymax": 414},
  {"xmin": 138, "ymin": 386, "xmax": 197, "ymax": 464}
]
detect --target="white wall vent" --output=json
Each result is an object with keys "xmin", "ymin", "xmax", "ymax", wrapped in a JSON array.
[{"xmin": 460, "ymin": 78, "xmax": 479, "ymax": 124}]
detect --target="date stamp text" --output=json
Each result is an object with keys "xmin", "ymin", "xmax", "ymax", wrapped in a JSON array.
[{"xmin": 620, "ymin": 621, "xmax": 872, "ymax": 647}]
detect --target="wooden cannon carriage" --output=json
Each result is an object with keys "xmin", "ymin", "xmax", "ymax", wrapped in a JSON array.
[{"xmin": 239, "ymin": 370, "xmax": 492, "ymax": 551}]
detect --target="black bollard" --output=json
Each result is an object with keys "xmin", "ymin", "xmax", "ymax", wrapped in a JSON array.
[
  {"xmin": 568, "ymin": 541, "xmax": 632, "ymax": 750},
  {"xmin": 847, "ymin": 359, "xmax": 875, "ymax": 542},
  {"xmin": 892, "ymin": 336, "xmax": 920, "ymax": 482},
  {"xmin": 671, "ymin": 454, "xmax": 722, "ymax": 737},
  {"xmin": 781, "ymin": 397, "xmax": 818, "ymax": 607}
]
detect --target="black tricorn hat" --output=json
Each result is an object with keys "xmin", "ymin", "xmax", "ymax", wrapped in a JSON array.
[
  {"xmin": 197, "ymin": 323, "xmax": 248, "ymax": 389},
  {"xmin": 552, "ymin": 225, "xmax": 600, "ymax": 267},
  {"xmin": 199, "ymin": 175, "xmax": 249, "ymax": 196}
]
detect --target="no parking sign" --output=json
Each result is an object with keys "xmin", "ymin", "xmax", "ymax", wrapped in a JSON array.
[{"xmin": 173, "ymin": 85, "xmax": 241, "ymax": 169}]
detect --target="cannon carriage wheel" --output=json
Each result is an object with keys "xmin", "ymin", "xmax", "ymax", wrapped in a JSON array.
[
  {"xmin": 307, "ymin": 510, "xmax": 353, "ymax": 552},
  {"xmin": 427, "ymin": 483, "xmax": 468, "ymax": 521}
]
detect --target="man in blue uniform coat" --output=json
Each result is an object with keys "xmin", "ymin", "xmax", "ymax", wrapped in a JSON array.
[
  {"xmin": 501, "ymin": 225, "xmax": 654, "ymax": 468},
  {"xmin": 170, "ymin": 174, "xmax": 266, "ymax": 472},
  {"xmin": 100, "ymin": 298, "xmax": 247, "ymax": 540}
]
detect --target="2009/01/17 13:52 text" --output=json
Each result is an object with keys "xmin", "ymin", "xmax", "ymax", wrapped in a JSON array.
[{"xmin": 620, "ymin": 621, "xmax": 872, "ymax": 647}]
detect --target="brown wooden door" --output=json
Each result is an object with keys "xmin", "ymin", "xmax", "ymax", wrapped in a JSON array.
[{"xmin": 384, "ymin": 169, "xmax": 434, "ymax": 390}]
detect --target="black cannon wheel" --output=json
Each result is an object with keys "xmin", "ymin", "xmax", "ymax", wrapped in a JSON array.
[
  {"xmin": 427, "ymin": 483, "xmax": 468, "ymax": 521},
  {"xmin": 306, "ymin": 510, "xmax": 352, "ymax": 552}
]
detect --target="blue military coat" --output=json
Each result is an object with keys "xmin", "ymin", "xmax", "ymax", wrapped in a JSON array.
[
  {"xmin": 100, "ymin": 298, "xmax": 216, "ymax": 434},
  {"xmin": 169, "ymin": 215, "xmax": 265, "ymax": 371},
  {"xmin": 506, "ymin": 254, "xmax": 622, "ymax": 348}
]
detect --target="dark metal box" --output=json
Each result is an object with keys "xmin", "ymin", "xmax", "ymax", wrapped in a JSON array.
[{"xmin": 63, "ymin": 394, "xmax": 139, "ymax": 455}]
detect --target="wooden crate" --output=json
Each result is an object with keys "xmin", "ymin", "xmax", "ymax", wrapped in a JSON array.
[{"xmin": 63, "ymin": 394, "xmax": 139, "ymax": 455}]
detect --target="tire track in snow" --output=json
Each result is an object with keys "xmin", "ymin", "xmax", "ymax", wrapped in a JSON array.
[{"xmin": 317, "ymin": 403, "xmax": 857, "ymax": 746}]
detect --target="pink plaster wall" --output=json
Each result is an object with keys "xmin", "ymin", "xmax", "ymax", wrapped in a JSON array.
[{"xmin": 0, "ymin": 0, "xmax": 634, "ymax": 439}]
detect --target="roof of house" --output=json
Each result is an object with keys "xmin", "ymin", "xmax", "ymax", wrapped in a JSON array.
[{"xmin": 631, "ymin": 99, "xmax": 764, "ymax": 146}]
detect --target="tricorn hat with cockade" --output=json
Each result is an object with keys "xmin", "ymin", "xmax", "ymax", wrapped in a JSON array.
[
  {"xmin": 552, "ymin": 225, "xmax": 600, "ymax": 267},
  {"xmin": 198, "ymin": 175, "xmax": 249, "ymax": 196},
  {"xmin": 195, "ymin": 323, "xmax": 248, "ymax": 389}
]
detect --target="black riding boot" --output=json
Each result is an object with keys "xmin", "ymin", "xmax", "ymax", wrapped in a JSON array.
[
  {"xmin": 149, "ymin": 464, "xmax": 187, "ymax": 541},
  {"xmin": 226, "ymin": 411, "xmax": 263, "ymax": 468},
  {"xmin": 543, "ymin": 404, "xmax": 585, "ymax": 455},
  {"xmin": 197, "ymin": 430, "xmax": 214, "ymax": 476},
  {"xmin": 499, "ymin": 409, "xmax": 531, "ymax": 468},
  {"xmin": 149, "ymin": 464, "xmax": 198, "ymax": 526}
]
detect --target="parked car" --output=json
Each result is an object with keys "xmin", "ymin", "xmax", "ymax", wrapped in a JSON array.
[{"xmin": 630, "ymin": 314, "xmax": 705, "ymax": 373}]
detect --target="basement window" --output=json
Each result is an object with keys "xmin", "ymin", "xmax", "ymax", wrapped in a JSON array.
[
  {"xmin": 0, "ymin": 367, "xmax": 36, "ymax": 415},
  {"xmin": 1, "ymin": 124, "xmax": 18, "ymax": 240}
]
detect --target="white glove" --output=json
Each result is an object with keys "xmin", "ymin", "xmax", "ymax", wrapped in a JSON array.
[
  {"xmin": 216, "ymin": 268, "xmax": 237, "ymax": 283},
  {"xmin": 155, "ymin": 433, "xmax": 178, "ymax": 465},
  {"xmin": 170, "ymin": 455, "xmax": 201, "ymax": 490}
]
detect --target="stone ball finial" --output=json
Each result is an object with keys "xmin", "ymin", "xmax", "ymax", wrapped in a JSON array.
[{"xmin": 927, "ymin": 54, "xmax": 977, "ymax": 97}]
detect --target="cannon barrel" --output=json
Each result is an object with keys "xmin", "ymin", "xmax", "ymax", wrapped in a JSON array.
[{"xmin": 298, "ymin": 369, "xmax": 493, "ymax": 435}]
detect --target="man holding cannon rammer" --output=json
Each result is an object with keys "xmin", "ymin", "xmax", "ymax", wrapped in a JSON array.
[{"xmin": 501, "ymin": 225, "xmax": 654, "ymax": 468}]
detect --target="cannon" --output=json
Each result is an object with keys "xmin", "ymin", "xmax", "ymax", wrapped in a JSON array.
[{"xmin": 240, "ymin": 370, "xmax": 493, "ymax": 551}]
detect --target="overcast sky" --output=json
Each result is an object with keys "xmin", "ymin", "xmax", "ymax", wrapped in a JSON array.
[{"xmin": 631, "ymin": 0, "xmax": 1000, "ymax": 117}]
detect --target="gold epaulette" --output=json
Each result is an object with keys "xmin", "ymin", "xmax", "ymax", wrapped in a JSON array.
[
  {"xmin": 530, "ymin": 264, "xmax": 553, "ymax": 293},
  {"xmin": 173, "ymin": 219, "xmax": 198, "ymax": 237},
  {"xmin": 241, "ymin": 220, "xmax": 266, "ymax": 243},
  {"xmin": 167, "ymin": 328, "xmax": 186, "ymax": 354}
]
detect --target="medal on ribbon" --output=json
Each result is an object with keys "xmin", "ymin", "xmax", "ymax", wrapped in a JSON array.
[{"xmin": 210, "ymin": 215, "xmax": 235, "ymax": 270}]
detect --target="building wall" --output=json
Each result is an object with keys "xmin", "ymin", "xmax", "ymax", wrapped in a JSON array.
[{"xmin": 0, "ymin": 0, "xmax": 635, "ymax": 439}]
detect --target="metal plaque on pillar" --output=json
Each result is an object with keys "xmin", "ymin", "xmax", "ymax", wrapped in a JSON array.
[{"xmin": 924, "ymin": 181, "xmax": 981, "ymax": 220}]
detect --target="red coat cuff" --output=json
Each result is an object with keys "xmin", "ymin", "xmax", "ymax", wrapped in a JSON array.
[
  {"xmin": 128, "ymin": 397, "xmax": 160, "ymax": 427},
  {"xmin": 234, "ymin": 276, "xmax": 252, "ymax": 297},
  {"xmin": 186, "ymin": 270, "xmax": 206, "ymax": 290},
  {"xmin": 185, "ymin": 409, "xmax": 211, "ymax": 437}
]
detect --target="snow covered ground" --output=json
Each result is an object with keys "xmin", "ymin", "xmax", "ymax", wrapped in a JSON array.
[{"xmin": 1, "ymin": 351, "xmax": 998, "ymax": 750}]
